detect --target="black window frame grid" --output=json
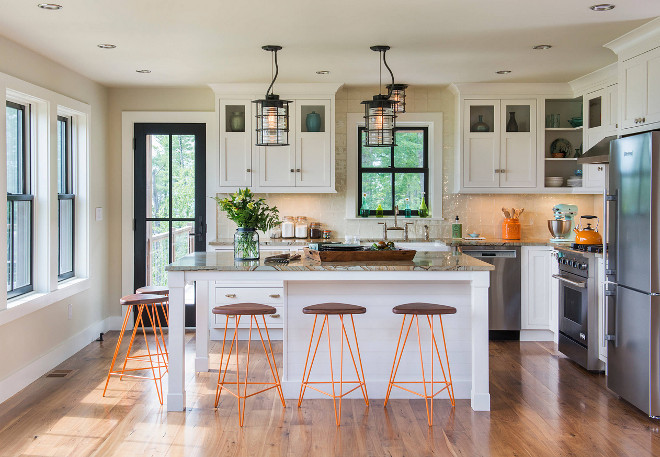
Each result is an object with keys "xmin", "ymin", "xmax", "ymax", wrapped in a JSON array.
[
  {"xmin": 357, "ymin": 126, "xmax": 429, "ymax": 216},
  {"xmin": 57, "ymin": 115, "xmax": 75, "ymax": 281},
  {"xmin": 6, "ymin": 101, "xmax": 34, "ymax": 298}
]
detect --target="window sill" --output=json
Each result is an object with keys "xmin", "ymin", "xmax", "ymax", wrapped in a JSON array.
[{"xmin": 0, "ymin": 277, "xmax": 90, "ymax": 326}]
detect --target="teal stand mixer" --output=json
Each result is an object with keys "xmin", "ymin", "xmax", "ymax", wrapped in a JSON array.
[{"xmin": 548, "ymin": 204, "xmax": 578, "ymax": 242}]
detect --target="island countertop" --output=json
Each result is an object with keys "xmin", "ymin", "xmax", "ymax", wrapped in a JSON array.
[{"xmin": 166, "ymin": 250, "xmax": 495, "ymax": 272}]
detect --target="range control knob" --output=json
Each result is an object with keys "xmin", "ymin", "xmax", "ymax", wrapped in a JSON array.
[
  {"xmin": 568, "ymin": 260, "xmax": 576, "ymax": 267},
  {"xmin": 578, "ymin": 263, "xmax": 588, "ymax": 271}
]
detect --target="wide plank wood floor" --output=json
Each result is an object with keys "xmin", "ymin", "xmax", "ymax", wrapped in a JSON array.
[{"xmin": 1, "ymin": 331, "xmax": 660, "ymax": 456}]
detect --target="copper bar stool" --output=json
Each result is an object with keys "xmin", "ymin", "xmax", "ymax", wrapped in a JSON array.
[
  {"xmin": 103, "ymin": 294, "xmax": 169, "ymax": 404},
  {"xmin": 298, "ymin": 303, "xmax": 369, "ymax": 426},
  {"xmin": 135, "ymin": 285, "xmax": 169, "ymax": 364},
  {"xmin": 384, "ymin": 303, "xmax": 456, "ymax": 426},
  {"xmin": 213, "ymin": 303, "xmax": 285, "ymax": 427}
]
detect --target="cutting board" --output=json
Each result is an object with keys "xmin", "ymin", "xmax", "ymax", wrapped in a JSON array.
[{"xmin": 303, "ymin": 247, "xmax": 417, "ymax": 262}]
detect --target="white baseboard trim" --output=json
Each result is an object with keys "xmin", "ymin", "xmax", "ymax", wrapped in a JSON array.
[
  {"xmin": 520, "ymin": 329, "xmax": 555, "ymax": 342},
  {"xmin": 0, "ymin": 315, "xmax": 118, "ymax": 405}
]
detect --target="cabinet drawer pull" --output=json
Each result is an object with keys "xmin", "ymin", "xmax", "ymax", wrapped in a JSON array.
[
  {"xmin": 225, "ymin": 293, "xmax": 237, "ymax": 298},
  {"xmin": 269, "ymin": 294, "xmax": 281, "ymax": 298},
  {"xmin": 270, "ymin": 314, "xmax": 281, "ymax": 319}
]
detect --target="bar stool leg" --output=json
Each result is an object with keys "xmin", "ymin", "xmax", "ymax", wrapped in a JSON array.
[
  {"xmin": 257, "ymin": 315, "xmax": 285, "ymax": 407},
  {"xmin": 414, "ymin": 315, "xmax": 431, "ymax": 426},
  {"xmin": 298, "ymin": 315, "xmax": 326, "ymax": 407},
  {"xmin": 119, "ymin": 303, "xmax": 144, "ymax": 381},
  {"xmin": 140, "ymin": 304, "xmax": 163, "ymax": 405},
  {"xmin": 431, "ymin": 315, "xmax": 455, "ymax": 406},
  {"xmin": 215, "ymin": 315, "xmax": 231, "ymax": 407},
  {"xmin": 326, "ymin": 316, "xmax": 340, "ymax": 426},
  {"xmin": 152, "ymin": 301, "xmax": 169, "ymax": 365},
  {"xmin": 385, "ymin": 316, "xmax": 414, "ymax": 406},
  {"xmin": 103, "ymin": 303, "xmax": 133, "ymax": 397},
  {"xmin": 341, "ymin": 315, "xmax": 369, "ymax": 406},
  {"xmin": 216, "ymin": 317, "xmax": 240, "ymax": 406}
]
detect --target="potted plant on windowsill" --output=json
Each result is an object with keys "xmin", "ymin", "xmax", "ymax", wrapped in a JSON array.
[{"xmin": 213, "ymin": 189, "xmax": 280, "ymax": 260}]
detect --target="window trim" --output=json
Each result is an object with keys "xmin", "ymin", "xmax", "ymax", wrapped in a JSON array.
[
  {"xmin": 345, "ymin": 112, "xmax": 444, "ymax": 221},
  {"xmin": 357, "ymin": 126, "xmax": 429, "ymax": 216},
  {"xmin": 57, "ymin": 115, "xmax": 75, "ymax": 281}
]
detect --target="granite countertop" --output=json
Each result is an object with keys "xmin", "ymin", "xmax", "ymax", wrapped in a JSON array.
[
  {"xmin": 166, "ymin": 250, "xmax": 495, "ymax": 272},
  {"xmin": 440, "ymin": 238, "xmax": 552, "ymax": 247},
  {"xmin": 209, "ymin": 237, "xmax": 552, "ymax": 247}
]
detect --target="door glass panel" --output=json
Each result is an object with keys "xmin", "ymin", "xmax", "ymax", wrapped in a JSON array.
[
  {"xmin": 361, "ymin": 173, "xmax": 392, "ymax": 211},
  {"xmin": 173, "ymin": 220, "xmax": 194, "ymax": 262},
  {"xmin": 147, "ymin": 220, "xmax": 169, "ymax": 287},
  {"xmin": 469, "ymin": 105, "xmax": 494, "ymax": 132},
  {"xmin": 505, "ymin": 105, "xmax": 531, "ymax": 132},
  {"xmin": 300, "ymin": 105, "xmax": 326, "ymax": 132},
  {"xmin": 563, "ymin": 287, "xmax": 583, "ymax": 325},
  {"xmin": 589, "ymin": 96, "xmax": 602, "ymax": 128},
  {"xmin": 148, "ymin": 134, "xmax": 170, "ymax": 218},
  {"xmin": 171, "ymin": 135, "xmax": 196, "ymax": 218}
]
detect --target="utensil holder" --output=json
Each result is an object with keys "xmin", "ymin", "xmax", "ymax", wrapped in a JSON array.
[{"xmin": 502, "ymin": 218, "xmax": 521, "ymax": 240}]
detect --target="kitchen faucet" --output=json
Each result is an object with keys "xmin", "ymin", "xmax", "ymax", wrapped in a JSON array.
[{"xmin": 378, "ymin": 205, "xmax": 406, "ymax": 240}]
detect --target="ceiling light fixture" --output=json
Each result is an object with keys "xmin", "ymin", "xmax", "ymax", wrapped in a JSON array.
[
  {"xmin": 387, "ymin": 83, "xmax": 409, "ymax": 114},
  {"xmin": 253, "ymin": 45, "xmax": 291, "ymax": 146},
  {"xmin": 533, "ymin": 44, "xmax": 553, "ymax": 50},
  {"xmin": 136, "ymin": 69, "xmax": 151, "ymax": 73},
  {"xmin": 97, "ymin": 44, "xmax": 116, "ymax": 49},
  {"xmin": 316, "ymin": 70, "xmax": 330, "ymax": 75},
  {"xmin": 496, "ymin": 70, "xmax": 512, "ymax": 74},
  {"xmin": 589, "ymin": 4, "xmax": 615, "ymax": 11},
  {"xmin": 362, "ymin": 45, "xmax": 399, "ymax": 147},
  {"xmin": 37, "ymin": 3, "xmax": 62, "ymax": 10}
]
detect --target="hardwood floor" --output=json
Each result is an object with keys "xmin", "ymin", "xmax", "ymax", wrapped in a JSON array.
[{"xmin": 1, "ymin": 332, "xmax": 659, "ymax": 456}]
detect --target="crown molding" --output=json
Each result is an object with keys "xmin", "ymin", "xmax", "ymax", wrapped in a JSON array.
[
  {"xmin": 604, "ymin": 17, "xmax": 660, "ymax": 60},
  {"xmin": 568, "ymin": 63, "xmax": 617, "ymax": 95},
  {"xmin": 209, "ymin": 83, "xmax": 343, "ymax": 97}
]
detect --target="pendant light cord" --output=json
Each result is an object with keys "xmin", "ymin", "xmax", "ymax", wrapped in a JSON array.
[
  {"xmin": 382, "ymin": 49, "xmax": 395, "ymax": 98},
  {"xmin": 266, "ymin": 49, "xmax": 279, "ymax": 98}
]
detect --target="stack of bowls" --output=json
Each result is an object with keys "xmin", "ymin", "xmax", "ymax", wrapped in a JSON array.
[{"xmin": 545, "ymin": 176, "xmax": 564, "ymax": 187}]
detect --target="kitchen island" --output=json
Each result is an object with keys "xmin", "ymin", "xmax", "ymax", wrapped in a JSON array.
[{"xmin": 166, "ymin": 251, "xmax": 494, "ymax": 412}]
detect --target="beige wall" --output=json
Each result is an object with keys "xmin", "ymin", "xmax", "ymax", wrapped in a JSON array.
[
  {"xmin": 0, "ymin": 36, "xmax": 110, "ymax": 381},
  {"xmin": 216, "ymin": 85, "xmax": 599, "ymax": 241}
]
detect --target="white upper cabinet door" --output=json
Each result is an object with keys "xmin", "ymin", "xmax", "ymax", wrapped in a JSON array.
[
  {"xmin": 646, "ymin": 53, "xmax": 660, "ymax": 125},
  {"xmin": 463, "ymin": 100, "xmax": 500, "ymax": 188},
  {"xmin": 295, "ymin": 100, "xmax": 332, "ymax": 187},
  {"xmin": 608, "ymin": 84, "xmax": 618, "ymax": 129},
  {"xmin": 219, "ymin": 100, "xmax": 252, "ymax": 188},
  {"xmin": 621, "ymin": 57, "xmax": 647, "ymax": 129},
  {"xmin": 257, "ymin": 144, "xmax": 296, "ymax": 187},
  {"xmin": 500, "ymin": 100, "xmax": 536, "ymax": 188}
]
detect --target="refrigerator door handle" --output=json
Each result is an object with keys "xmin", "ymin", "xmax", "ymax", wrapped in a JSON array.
[
  {"xmin": 605, "ymin": 288, "xmax": 617, "ymax": 347},
  {"xmin": 605, "ymin": 192, "xmax": 618, "ymax": 277}
]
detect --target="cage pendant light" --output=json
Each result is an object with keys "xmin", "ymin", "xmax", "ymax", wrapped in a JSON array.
[
  {"xmin": 387, "ymin": 83, "xmax": 408, "ymax": 113},
  {"xmin": 362, "ymin": 45, "xmax": 398, "ymax": 147},
  {"xmin": 253, "ymin": 45, "xmax": 292, "ymax": 146}
]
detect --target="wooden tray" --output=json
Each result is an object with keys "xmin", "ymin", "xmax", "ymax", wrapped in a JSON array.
[{"xmin": 303, "ymin": 247, "xmax": 416, "ymax": 262}]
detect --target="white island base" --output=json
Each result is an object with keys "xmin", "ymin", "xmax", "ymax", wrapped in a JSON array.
[{"xmin": 166, "ymin": 253, "xmax": 492, "ymax": 412}]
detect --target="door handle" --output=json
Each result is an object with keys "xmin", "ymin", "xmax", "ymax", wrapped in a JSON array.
[
  {"xmin": 225, "ymin": 293, "xmax": 237, "ymax": 298},
  {"xmin": 552, "ymin": 274, "xmax": 586, "ymax": 288},
  {"xmin": 269, "ymin": 294, "xmax": 280, "ymax": 298},
  {"xmin": 605, "ymin": 287, "xmax": 616, "ymax": 347},
  {"xmin": 270, "ymin": 313, "xmax": 281, "ymax": 319}
]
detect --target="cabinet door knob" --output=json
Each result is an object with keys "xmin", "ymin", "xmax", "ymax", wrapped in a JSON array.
[
  {"xmin": 269, "ymin": 294, "xmax": 280, "ymax": 298},
  {"xmin": 296, "ymin": 168, "xmax": 301, "ymax": 172},
  {"xmin": 225, "ymin": 293, "xmax": 237, "ymax": 298},
  {"xmin": 290, "ymin": 169, "xmax": 295, "ymax": 173},
  {"xmin": 494, "ymin": 169, "xmax": 500, "ymax": 174},
  {"xmin": 270, "ymin": 314, "xmax": 281, "ymax": 319},
  {"xmin": 643, "ymin": 117, "xmax": 646, "ymax": 123},
  {"xmin": 598, "ymin": 166, "xmax": 603, "ymax": 171},
  {"xmin": 246, "ymin": 168, "xmax": 251, "ymax": 173}
]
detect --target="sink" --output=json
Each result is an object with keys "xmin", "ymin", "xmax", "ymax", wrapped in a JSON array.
[{"xmin": 394, "ymin": 241, "xmax": 450, "ymax": 252}]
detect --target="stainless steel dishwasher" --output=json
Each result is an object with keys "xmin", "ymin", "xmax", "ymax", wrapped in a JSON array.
[{"xmin": 461, "ymin": 246, "xmax": 521, "ymax": 340}]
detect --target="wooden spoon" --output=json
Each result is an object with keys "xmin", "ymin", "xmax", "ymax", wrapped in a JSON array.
[{"xmin": 502, "ymin": 208, "xmax": 511, "ymax": 218}]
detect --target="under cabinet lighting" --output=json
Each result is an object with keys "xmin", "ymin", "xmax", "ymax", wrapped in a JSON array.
[
  {"xmin": 589, "ymin": 4, "xmax": 615, "ymax": 11},
  {"xmin": 37, "ymin": 3, "xmax": 62, "ymax": 10},
  {"xmin": 97, "ymin": 44, "xmax": 116, "ymax": 49}
]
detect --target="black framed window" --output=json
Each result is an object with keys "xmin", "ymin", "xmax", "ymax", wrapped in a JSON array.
[
  {"xmin": 6, "ymin": 101, "xmax": 33, "ymax": 298},
  {"xmin": 57, "ymin": 116, "xmax": 74, "ymax": 280},
  {"xmin": 358, "ymin": 127, "xmax": 429, "ymax": 216}
]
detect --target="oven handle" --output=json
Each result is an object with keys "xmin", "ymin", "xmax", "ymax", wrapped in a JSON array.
[{"xmin": 552, "ymin": 274, "xmax": 587, "ymax": 288}]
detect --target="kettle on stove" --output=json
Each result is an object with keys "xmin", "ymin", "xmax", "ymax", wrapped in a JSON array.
[{"xmin": 573, "ymin": 215, "xmax": 603, "ymax": 245}]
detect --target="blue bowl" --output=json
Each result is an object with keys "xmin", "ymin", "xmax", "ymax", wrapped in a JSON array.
[{"xmin": 468, "ymin": 233, "xmax": 480, "ymax": 238}]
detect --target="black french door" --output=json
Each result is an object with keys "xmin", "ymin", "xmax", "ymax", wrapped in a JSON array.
[{"xmin": 134, "ymin": 123, "xmax": 206, "ymax": 327}]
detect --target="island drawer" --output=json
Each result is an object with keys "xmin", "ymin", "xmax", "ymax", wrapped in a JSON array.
[
  {"xmin": 214, "ymin": 287, "xmax": 284, "ymax": 305},
  {"xmin": 212, "ymin": 305, "xmax": 284, "ymax": 329}
]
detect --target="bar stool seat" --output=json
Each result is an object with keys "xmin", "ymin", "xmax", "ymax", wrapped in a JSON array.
[
  {"xmin": 135, "ymin": 285, "xmax": 169, "ymax": 296},
  {"xmin": 298, "ymin": 302, "xmax": 369, "ymax": 426},
  {"xmin": 103, "ymin": 293, "xmax": 168, "ymax": 404},
  {"xmin": 302, "ymin": 303, "xmax": 366, "ymax": 315},
  {"xmin": 213, "ymin": 302, "xmax": 285, "ymax": 427},
  {"xmin": 386, "ymin": 302, "xmax": 456, "ymax": 426}
]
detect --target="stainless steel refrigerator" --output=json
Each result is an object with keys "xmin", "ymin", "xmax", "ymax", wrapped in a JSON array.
[{"xmin": 607, "ymin": 131, "xmax": 660, "ymax": 417}]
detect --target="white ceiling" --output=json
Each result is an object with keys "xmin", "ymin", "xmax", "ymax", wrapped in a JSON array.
[{"xmin": 1, "ymin": 1, "xmax": 658, "ymax": 88}]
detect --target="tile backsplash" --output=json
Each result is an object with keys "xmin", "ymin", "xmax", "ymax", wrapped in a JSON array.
[{"xmin": 215, "ymin": 85, "xmax": 601, "ymax": 241}]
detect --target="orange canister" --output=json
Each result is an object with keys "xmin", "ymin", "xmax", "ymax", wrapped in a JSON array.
[{"xmin": 502, "ymin": 218, "xmax": 521, "ymax": 240}]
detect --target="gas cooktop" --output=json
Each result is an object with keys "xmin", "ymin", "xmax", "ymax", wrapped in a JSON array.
[{"xmin": 570, "ymin": 243, "xmax": 603, "ymax": 253}]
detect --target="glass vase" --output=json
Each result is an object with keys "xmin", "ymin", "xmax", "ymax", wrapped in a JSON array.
[
  {"xmin": 234, "ymin": 228, "xmax": 260, "ymax": 260},
  {"xmin": 507, "ymin": 112, "xmax": 518, "ymax": 132}
]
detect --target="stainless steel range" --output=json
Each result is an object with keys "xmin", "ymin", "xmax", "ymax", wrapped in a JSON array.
[{"xmin": 554, "ymin": 246, "xmax": 605, "ymax": 372}]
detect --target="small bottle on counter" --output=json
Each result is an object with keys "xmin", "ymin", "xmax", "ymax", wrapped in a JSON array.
[
  {"xmin": 309, "ymin": 222, "xmax": 322, "ymax": 239},
  {"xmin": 269, "ymin": 225, "xmax": 282, "ymax": 239},
  {"xmin": 452, "ymin": 216, "xmax": 463, "ymax": 239},
  {"xmin": 323, "ymin": 230, "xmax": 332, "ymax": 239},
  {"xmin": 295, "ymin": 216, "xmax": 308, "ymax": 238},
  {"xmin": 281, "ymin": 216, "xmax": 295, "ymax": 239},
  {"xmin": 376, "ymin": 204, "xmax": 384, "ymax": 218}
]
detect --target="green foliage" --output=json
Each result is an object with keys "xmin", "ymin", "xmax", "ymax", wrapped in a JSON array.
[{"xmin": 213, "ymin": 188, "xmax": 280, "ymax": 231}]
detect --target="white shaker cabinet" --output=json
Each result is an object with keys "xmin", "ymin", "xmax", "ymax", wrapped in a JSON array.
[
  {"xmin": 521, "ymin": 247, "xmax": 555, "ymax": 340},
  {"xmin": 295, "ymin": 100, "xmax": 332, "ymax": 188},
  {"xmin": 582, "ymin": 163, "xmax": 608, "ymax": 190},
  {"xmin": 619, "ymin": 47, "xmax": 660, "ymax": 131},
  {"xmin": 218, "ymin": 100, "xmax": 253, "ymax": 188}
]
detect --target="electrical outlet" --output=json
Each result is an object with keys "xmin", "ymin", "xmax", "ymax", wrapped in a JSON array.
[
  {"xmin": 95, "ymin": 207, "xmax": 103, "ymax": 221},
  {"xmin": 68, "ymin": 303, "xmax": 72, "ymax": 320}
]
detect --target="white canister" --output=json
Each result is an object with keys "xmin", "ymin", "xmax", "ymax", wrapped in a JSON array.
[
  {"xmin": 281, "ymin": 216, "xmax": 295, "ymax": 239},
  {"xmin": 295, "ymin": 216, "xmax": 308, "ymax": 238}
]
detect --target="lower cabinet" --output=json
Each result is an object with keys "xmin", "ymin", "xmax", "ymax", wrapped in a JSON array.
[{"xmin": 521, "ymin": 246, "xmax": 557, "ymax": 341}]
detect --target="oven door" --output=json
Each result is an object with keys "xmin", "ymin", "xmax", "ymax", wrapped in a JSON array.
[{"xmin": 555, "ymin": 271, "xmax": 589, "ymax": 345}]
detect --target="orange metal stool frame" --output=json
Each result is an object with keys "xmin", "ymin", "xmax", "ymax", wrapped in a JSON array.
[
  {"xmin": 384, "ymin": 303, "xmax": 456, "ymax": 426},
  {"xmin": 213, "ymin": 303, "xmax": 285, "ymax": 427},
  {"xmin": 103, "ymin": 294, "xmax": 169, "ymax": 404},
  {"xmin": 135, "ymin": 286, "xmax": 169, "ymax": 365},
  {"xmin": 298, "ymin": 303, "xmax": 369, "ymax": 426}
]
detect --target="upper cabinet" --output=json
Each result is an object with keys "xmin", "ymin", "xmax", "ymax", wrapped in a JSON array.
[
  {"xmin": 462, "ymin": 99, "xmax": 536, "ymax": 189},
  {"xmin": 210, "ymin": 83, "xmax": 341, "ymax": 194},
  {"xmin": 584, "ymin": 84, "xmax": 618, "ymax": 150}
]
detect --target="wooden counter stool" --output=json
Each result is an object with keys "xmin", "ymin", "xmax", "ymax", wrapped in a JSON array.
[
  {"xmin": 103, "ymin": 294, "xmax": 169, "ymax": 404},
  {"xmin": 213, "ymin": 303, "xmax": 285, "ymax": 427},
  {"xmin": 135, "ymin": 285, "xmax": 169, "ymax": 364},
  {"xmin": 298, "ymin": 303, "xmax": 369, "ymax": 426},
  {"xmin": 385, "ymin": 303, "xmax": 456, "ymax": 426}
]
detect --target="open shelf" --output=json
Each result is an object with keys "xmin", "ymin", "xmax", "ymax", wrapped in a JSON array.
[
  {"xmin": 545, "ymin": 127, "xmax": 582, "ymax": 131},
  {"xmin": 545, "ymin": 157, "xmax": 578, "ymax": 161}
]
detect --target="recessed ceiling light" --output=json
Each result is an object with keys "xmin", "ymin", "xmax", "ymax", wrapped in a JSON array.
[
  {"xmin": 533, "ymin": 44, "xmax": 553, "ymax": 50},
  {"xmin": 37, "ymin": 3, "xmax": 62, "ymax": 10},
  {"xmin": 316, "ymin": 70, "xmax": 330, "ymax": 75},
  {"xmin": 136, "ymin": 69, "xmax": 151, "ymax": 74},
  {"xmin": 97, "ymin": 44, "xmax": 116, "ymax": 49},
  {"xmin": 496, "ymin": 70, "xmax": 512, "ymax": 74},
  {"xmin": 589, "ymin": 4, "xmax": 615, "ymax": 11}
]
